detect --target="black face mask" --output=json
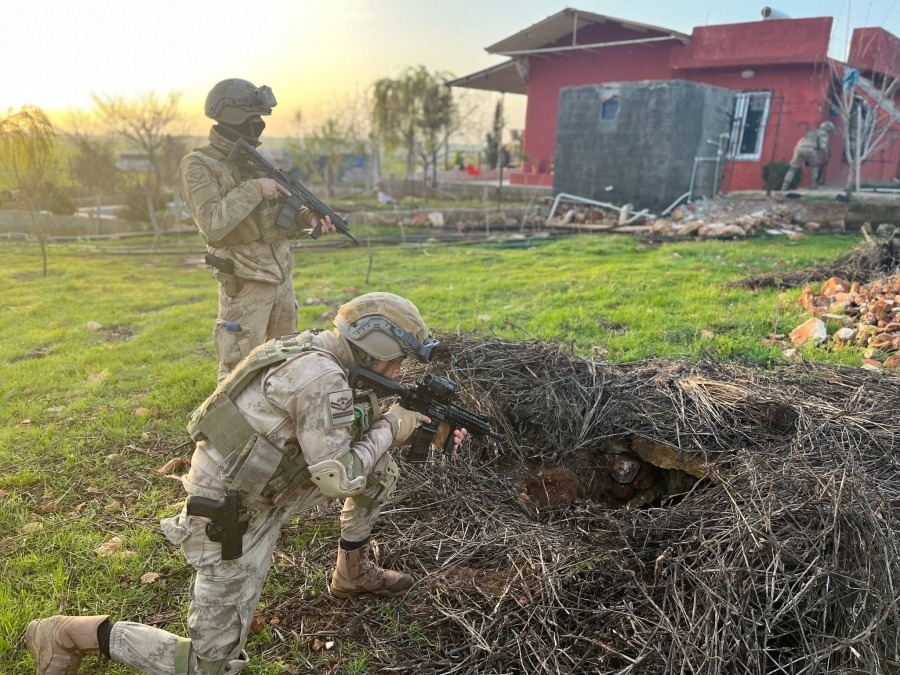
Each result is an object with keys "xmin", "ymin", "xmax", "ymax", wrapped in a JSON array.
[{"xmin": 218, "ymin": 117, "xmax": 266, "ymax": 141}]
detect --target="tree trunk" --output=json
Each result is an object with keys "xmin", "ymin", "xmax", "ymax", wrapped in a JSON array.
[
  {"xmin": 431, "ymin": 150, "xmax": 439, "ymax": 189},
  {"xmin": 422, "ymin": 160, "xmax": 429, "ymax": 207},
  {"xmin": 95, "ymin": 189, "xmax": 103, "ymax": 235},
  {"xmin": 146, "ymin": 189, "xmax": 161, "ymax": 248},
  {"xmin": 325, "ymin": 162, "xmax": 335, "ymax": 199}
]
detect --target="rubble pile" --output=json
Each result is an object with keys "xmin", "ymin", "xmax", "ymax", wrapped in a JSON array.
[
  {"xmin": 547, "ymin": 196, "xmax": 857, "ymax": 238},
  {"xmin": 791, "ymin": 273, "xmax": 900, "ymax": 368}
]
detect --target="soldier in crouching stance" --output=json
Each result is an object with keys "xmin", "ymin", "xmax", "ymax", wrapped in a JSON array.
[{"xmin": 26, "ymin": 293, "xmax": 467, "ymax": 675}]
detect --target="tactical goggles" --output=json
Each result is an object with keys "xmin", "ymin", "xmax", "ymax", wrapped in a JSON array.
[
  {"xmin": 213, "ymin": 85, "xmax": 277, "ymax": 116},
  {"xmin": 349, "ymin": 316, "xmax": 440, "ymax": 363}
]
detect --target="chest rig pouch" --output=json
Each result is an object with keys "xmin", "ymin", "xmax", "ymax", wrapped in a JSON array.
[
  {"xmin": 193, "ymin": 144, "xmax": 300, "ymax": 247},
  {"xmin": 187, "ymin": 332, "xmax": 368, "ymax": 507}
]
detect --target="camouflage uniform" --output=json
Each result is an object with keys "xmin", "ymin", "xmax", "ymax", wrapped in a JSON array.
[
  {"xmin": 109, "ymin": 330, "xmax": 398, "ymax": 675},
  {"xmin": 26, "ymin": 293, "xmax": 441, "ymax": 675},
  {"xmin": 782, "ymin": 122, "xmax": 834, "ymax": 190},
  {"xmin": 181, "ymin": 127, "xmax": 316, "ymax": 383}
]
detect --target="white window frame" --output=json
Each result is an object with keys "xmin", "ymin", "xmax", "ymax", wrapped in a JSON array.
[{"xmin": 728, "ymin": 91, "xmax": 772, "ymax": 161}]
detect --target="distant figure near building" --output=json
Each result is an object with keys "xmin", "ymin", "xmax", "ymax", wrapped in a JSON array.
[{"xmin": 782, "ymin": 121, "xmax": 835, "ymax": 190}]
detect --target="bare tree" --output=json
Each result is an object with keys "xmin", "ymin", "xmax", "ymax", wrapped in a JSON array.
[
  {"xmin": 831, "ymin": 61, "xmax": 900, "ymax": 195},
  {"xmin": 92, "ymin": 91, "xmax": 181, "ymax": 246},
  {"xmin": 414, "ymin": 75, "xmax": 456, "ymax": 202},
  {"xmin": 64, "ymin": 112, "xmax": 119, "ymax": 234},
  {"xmin": 0, "ymin": 106, "xmax": 57, "ymax": 276}
]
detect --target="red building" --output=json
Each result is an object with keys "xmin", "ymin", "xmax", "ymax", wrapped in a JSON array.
[{"xmin": 450, "ymin": 8, "xmax": 900, "ymax": 192}]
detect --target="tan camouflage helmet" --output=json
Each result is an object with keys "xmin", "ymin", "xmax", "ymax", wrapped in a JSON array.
[
  {"xmin": 334, "ymin": 292, "xmax": 438, "ymax": 363},
  {"xmin": 205, "ymin": 79, "xmax": 277, "ymax": 124}
]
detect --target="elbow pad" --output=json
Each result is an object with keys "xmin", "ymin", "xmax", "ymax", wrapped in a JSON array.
[{"xmin": 308, "ymin": 452, "xmax": 366, "ymax": 499}]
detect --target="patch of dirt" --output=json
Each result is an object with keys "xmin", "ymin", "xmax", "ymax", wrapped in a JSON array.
[
  {"xmin": 444, "ymin": 566, "xmax": 510, "ymax": 597},
  {"xmin": 10, "ymin": 345, "xmax": 50, "ymax": 363},
  {"xmin": 102, "ymin": 326, "xmax": 136, "ymax": 343}
]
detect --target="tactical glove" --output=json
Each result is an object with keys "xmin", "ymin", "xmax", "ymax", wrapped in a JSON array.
[{"xmin": 384, "ymin": 404, "xmax": 425, "ymax": 446}]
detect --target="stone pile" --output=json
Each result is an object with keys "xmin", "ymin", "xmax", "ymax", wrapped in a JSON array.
[
  {"xmin": 547, "ymin": 197, "xmax": 850, "ymax": 238},
  {"xmin": 790, "ymin": 274, "xmax": 900, "ymax": 368}
]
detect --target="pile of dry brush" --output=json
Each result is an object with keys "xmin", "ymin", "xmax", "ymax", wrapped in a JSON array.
[
  {"xmin": 269, "ymin": 336, "xmax": 899, "ymax": 674},
  {"xmin": 731, "ymin": 236, "xmax": 900, "ymax": 289}
]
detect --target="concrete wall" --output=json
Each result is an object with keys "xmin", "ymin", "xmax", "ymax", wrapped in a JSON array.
[{"xmin": 553, "ymin": 80, "xmax": 734, "ymax": 212}]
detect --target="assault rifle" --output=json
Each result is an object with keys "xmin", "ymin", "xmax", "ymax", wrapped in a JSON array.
[
  {"xmin": 348, "ymin": 363, "xmax": 504, "ymax": 464},
  {"xmin": 227, "ymin": 138, "xmax": 360, "ymax": 245}
]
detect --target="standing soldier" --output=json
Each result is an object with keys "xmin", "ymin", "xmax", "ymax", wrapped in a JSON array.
[
  {"xmin": 26, "ymin": 293, "xmax": 468, "ymax": 675},
  {"xmin": 781, "ymin": 121, "xmax": 835, "ymax": 190},
  {"xmin": 181, "ymin": 78, "xmax": 336, "ymax": 382}
]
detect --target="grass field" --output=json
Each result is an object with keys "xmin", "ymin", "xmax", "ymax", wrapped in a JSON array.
[{"xmin": 0, "ymin": 232, "xmax": 868, "ymax": 673}]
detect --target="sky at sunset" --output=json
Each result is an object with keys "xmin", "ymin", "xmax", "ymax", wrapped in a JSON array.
[{"xmin": 6, "ymin": 0, "xmax": 900, "ymax": 137}]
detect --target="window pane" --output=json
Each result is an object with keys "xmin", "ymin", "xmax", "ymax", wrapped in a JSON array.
[{"xmin": 739, "ymin": 95, "xmax": 768, "ymax": 156}]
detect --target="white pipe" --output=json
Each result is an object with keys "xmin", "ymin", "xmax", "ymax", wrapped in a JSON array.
[
  {"xmin": 662, "ymin": 191, "xmax": 692, "ymax": 216},
  {"xmin": 546, "ymin": 192, "xmax": 623, "ymax": 223},
  {"xmin": 498, "ymin": 35, "xmax": 683, "ymax": 57}
]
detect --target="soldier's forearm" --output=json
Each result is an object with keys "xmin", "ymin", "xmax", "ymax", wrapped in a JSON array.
[{"xmin": 194, "ymin": 181, "xmax": 264, "ymax": 242}]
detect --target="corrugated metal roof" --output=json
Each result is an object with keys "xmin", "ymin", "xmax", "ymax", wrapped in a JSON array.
[
  {"xmin": 446, "ymin": 61, "xmax": 528, "ymax": 95},
  {"xmin": 485, "ymin": 7, "xmax": 689, "ymax": 54}
]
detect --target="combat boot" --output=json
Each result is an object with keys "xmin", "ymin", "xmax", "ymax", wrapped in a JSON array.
[
  {"xmin": 25, "ymin": 615, "xmax": 108, "ymax": 675},
  {"xmin": 329, "ymin": 540, "xmax": 413, "ymax": 598}
]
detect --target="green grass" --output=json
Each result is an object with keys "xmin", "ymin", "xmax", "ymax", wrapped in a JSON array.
[{"xmin": 0, "ymin": 232, "xmax": 869, "ymax": 673}]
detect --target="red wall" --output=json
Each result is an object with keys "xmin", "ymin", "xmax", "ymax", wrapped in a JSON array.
[
  {"xmin": 513, "ymin": 15, "xmax": 900, "ymax": 191},
  {"xmin": 521, "ymin": 21, "xmax": 675, "ymax": 175}
]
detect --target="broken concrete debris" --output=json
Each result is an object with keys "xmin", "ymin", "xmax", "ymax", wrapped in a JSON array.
[
  {"xmin": 790, "ymin": 274, "xmax": 900, "ymax": 367},
  {"xmin": 545, "ymin": 195, "xmax": 855, "ymax": 238}
]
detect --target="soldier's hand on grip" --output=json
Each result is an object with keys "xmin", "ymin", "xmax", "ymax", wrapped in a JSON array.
[
  {"xmin": 385, "ymin": 403, "xmax": 428, "ymax": 445},
  {"xmin": 435, "ymin": 421, "xmax": 468, "ymax": 453}
]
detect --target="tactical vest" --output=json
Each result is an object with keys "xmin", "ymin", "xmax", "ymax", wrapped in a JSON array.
[
  {"xmin": 193, "ymin": 144, "xmax": 301, "ymax": 248},
  {"xmin": 187, "ymin": 331, "xmax": 377, "ymax": 506}
]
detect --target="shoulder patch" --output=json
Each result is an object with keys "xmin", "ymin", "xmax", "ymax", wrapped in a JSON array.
[
  {"xmin": 327, "ymin": 389, "xmax": 355, "ymax": 428},
  {"xmin": 185, "ymin": 167, "xmax": 209, "ymax": 186}
]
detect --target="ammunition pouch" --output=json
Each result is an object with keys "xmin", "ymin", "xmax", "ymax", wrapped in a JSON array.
[
  {"xmin": 187, "ymin": 332, "xmax": 347, "ymax": 506},
  {"xmin": 193, "ymin": 144, "xmax": 301, "ymax": 247}
]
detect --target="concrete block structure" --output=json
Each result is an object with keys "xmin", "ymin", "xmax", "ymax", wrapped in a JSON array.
[{"xmin": 553, "ymin": 80, "xmax": 734, "ymax": 211}]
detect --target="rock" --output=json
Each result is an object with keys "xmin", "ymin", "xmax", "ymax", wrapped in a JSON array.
[
  {"xmin": 803, "ymin": 221, "xmax": 821, "ymax": 232},
  {"xmin": 140, "ymin": 572, "xmax": 160, "ymax": 584},
  {"xmin": 630, "ymin": 436, "xmax": 711, "ymax": 479},
  {"xmin": 820, "ymin": 277, "xmax": 851, "ymax": 295},
  {"xmin": 863, "ymin": 346, "xmax": 885, "ymax": 360},
  {"xmin": 789, "ymin": 318, "xmax": 827, "ymax": 346},
  {"xmin": 884, "ymin": 354, "xmax": 900, "ymax": 369},
  {"xmin": 476, "ymin": 314, "xmax": 491, "ymax": 322},
  {"xmin": 876, "ymin": 223, "xmax": 895, "ymax": 235},
  {"xmin": 86, "ymin": 321, "xmax": 103, "ymax": 331},
  {"xmin": 701, "ymin": 330, "xmax": 715, "ymax": 340},
  {"xmin": 787, "ymin": 231, "xmax": 806, "ymax": 240},
  {"xmin": 861, "ymin": 359, "xmax": 883, "ymax": 371},
  {"xmin": 698, "ymin": 223, "xmax": 746, "ymax": 237},
  {"xmin": 303, "ymin": 297, "xmax": 322, "ymax": 306},
  {"xmin": 670, "ymin": 251, "xmax": 682, "ymax": 259},
  {"xmin": 670, "ymin": 207, "xmax": 685, "ymax": 222},
  {"xmin": 850, "ymin": 282, "xmax": 861, "ymax": 293},
  {"xmin": 411, "ymin": 214, "xmax": 430, "ymax": 226},
  {"xmin": 678, "ymin": 222, "xmax": 703, "ymax": 237},
  {"xmin": 833, "ymin": 327, "xmax": 856, "ymax": 342},
  {"xmin": 651, "ymin": 219, "xmax": 673, "ymax": 235},
  {"xmin": 782, "ymin": 348, "xmax": 800, "ymax": 360},
  {"xmin": 427, "ymin": 211, "xmax": 445, "ymax": 227},
  {"xmin": 609, "ymin": 454, "xmax": 642, "ymax": 484}
]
